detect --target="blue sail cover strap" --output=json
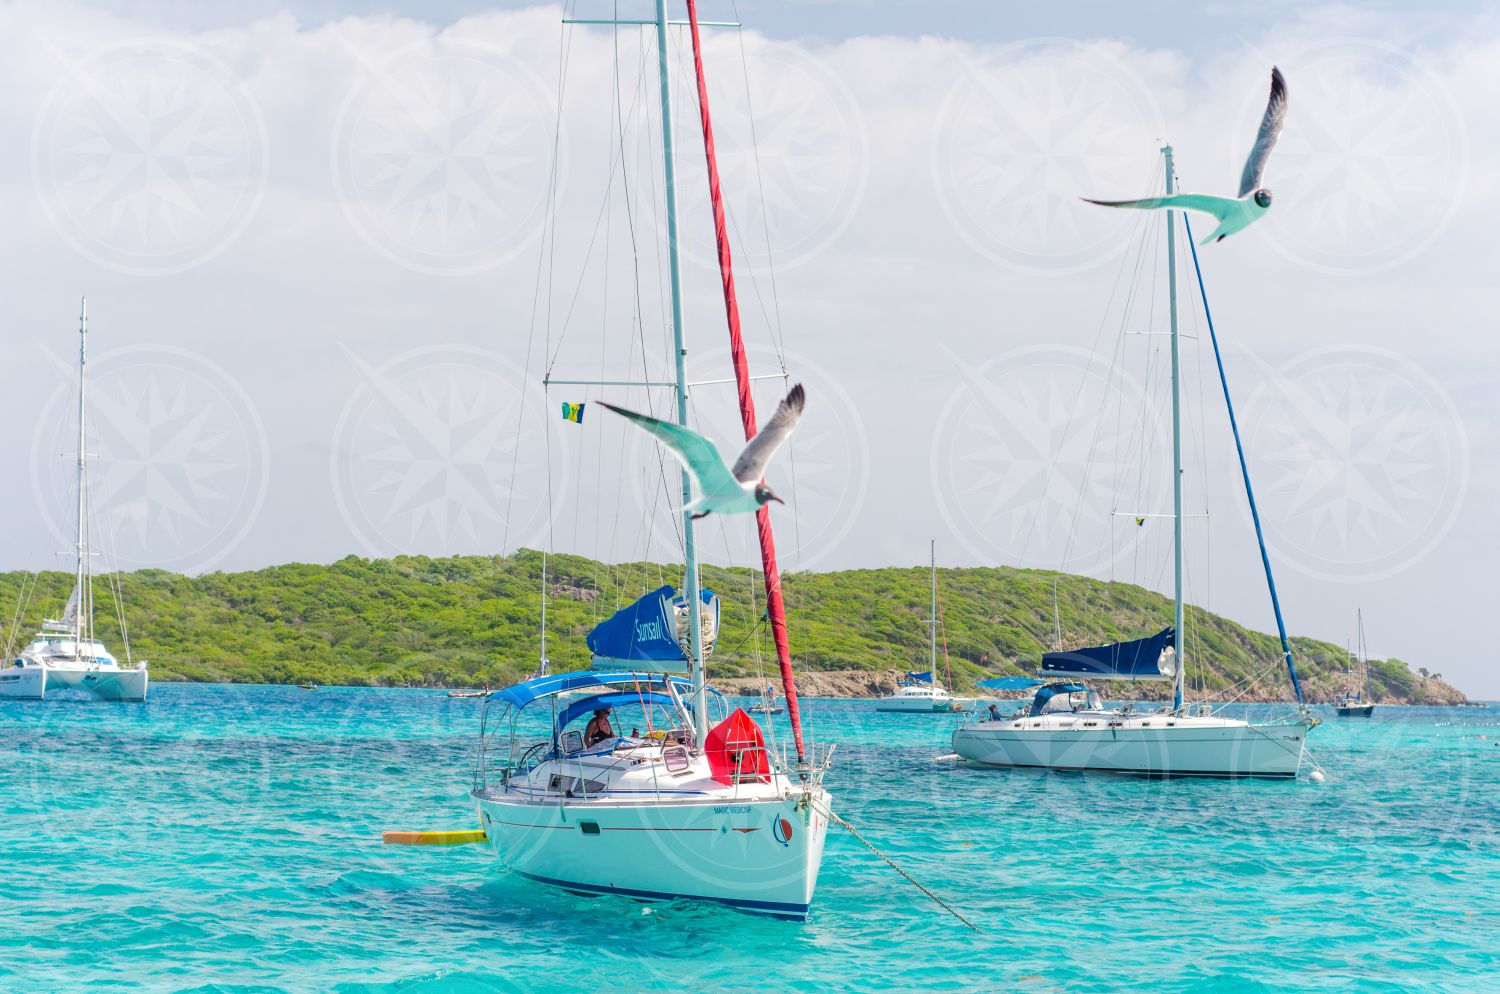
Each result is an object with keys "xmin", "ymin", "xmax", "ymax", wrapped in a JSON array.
[
  {"xmin": 1041, "ymin": 628, "xmax": 1175, "ymax": 680},
  {"xmin": 1182, "ymin": 214, "xmax": 1305, "ymax": 705},
  {"xmin": 586, "ymin": 585, "xmax": 717, "ymax": 674}
]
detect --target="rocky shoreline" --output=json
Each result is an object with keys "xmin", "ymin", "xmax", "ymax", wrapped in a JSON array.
[{"xmin": 711, "ymin": 668, "xmax": 1469, "ymax": 707}]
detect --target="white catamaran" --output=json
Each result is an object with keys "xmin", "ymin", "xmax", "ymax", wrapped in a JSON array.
[
  {"xmin": 468, "ymin": 0, "xmax": 831, "ymax": 919},
  {"xmin": 1, "ymin": 301, "xmax": 148, "ymax": 702},
  {"xmin": 953, "ymin": 145, "xmax": 1315, "ymax": 779},
  {"xmin": 877, "ymin": 541, "xmax": 967, "ymax": 713}
]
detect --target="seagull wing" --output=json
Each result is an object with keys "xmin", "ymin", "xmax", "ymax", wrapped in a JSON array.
[
  {"xmin": 598, "ymin": 402, "xmax": 741, "ymax": 497},
  {"xmin": 1083, "ymin": 193, "xmax": 1241, "ymax": 220},
  {"xmin": 1238, "ymin": 66, "xmax": 1288, "ymax": 197},
  {"xmin": 730, "ymin": 383, "xmax": 806, "ymax": 484}
]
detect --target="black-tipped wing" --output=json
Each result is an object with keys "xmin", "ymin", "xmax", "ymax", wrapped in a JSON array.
[
  {"xmin": 1083, "ymin": 193, "xmax": 1240, "ymax": 219},
  {"xmin": 730, "ymin": 383, "xmax": 805, "ymax": 483},
  {"xmin": 598, "ymin": 402, "xmax": 741, "ymax": 497},
  {"xmin": 1238, "ymin": 66, "xmax": 1287, "ymax": 197}
]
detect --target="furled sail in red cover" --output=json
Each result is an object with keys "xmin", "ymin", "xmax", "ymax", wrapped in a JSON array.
[{"xmin": 684, "ymin": 0, "xmax": 807, "ymax": 764}]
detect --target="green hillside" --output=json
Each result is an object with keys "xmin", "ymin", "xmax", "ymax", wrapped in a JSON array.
[{"xmin": 0, "ymin": 551, "xmax": 1460, "ymax": 703}]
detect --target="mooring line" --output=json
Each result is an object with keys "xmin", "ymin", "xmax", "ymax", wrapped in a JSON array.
[{"xmin": 816, "ymin": 803, "xmax": 981, "ymax": 933}]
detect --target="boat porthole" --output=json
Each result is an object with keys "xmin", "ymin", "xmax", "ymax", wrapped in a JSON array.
[{"xmin": 579, "ymin": 821, "xmax": 601, "ymax": 836}]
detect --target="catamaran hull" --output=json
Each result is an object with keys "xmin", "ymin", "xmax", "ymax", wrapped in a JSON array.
[
  {"xmin": 472, "ymin": 790, "xmax": 830, "ymax": 920},
  {"xmin": 952, "ymin": 722, "xmax": 1306, "ymax": 779},
  {"xmin": 0, "ymin": 665, "xmax": 148, "ymax": 701},
  {"xmin": 0, "ymin": 667, "xmax": 47, "ymax": 699},
  {"xmin": 876, "ymin": 698, "xmax": 952, "ymax": 713}
]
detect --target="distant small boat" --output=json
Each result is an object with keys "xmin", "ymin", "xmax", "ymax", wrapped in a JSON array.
[
  {"xmin": 748, "ymin": 684, "xmax": 784, "ymax": 715},
  {"xmin": 298, "ymin": 683, "xmax": 318, "ymax": 691},
  {"xmin": 876, "ymin": 541, "xmax": 972, "ymax": 713},
  {"xmin": 448, "ymin": 689, "xmax": 488, "ymax": 699},
  {"xmin": 1335, "ymin": 610, "xmax": 1376, "ymax": 718}
]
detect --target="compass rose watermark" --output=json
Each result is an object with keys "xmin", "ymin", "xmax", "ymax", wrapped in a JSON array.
[
  {"xmin": 29, "ymin": 345, "xmax": 269, "ymax": 575},
  {"xmin": 31, "ymin": 39, "xmax": 269, "ymax": 275},
  {"xmin": 1239, "ymin": 39, "xmax": 1467, "ymax": 274},
  {"xmin": 666, "ymin": 36, "xmax": 867, "ymax": 273},
  {"xmin": 930, "ymin": 345, "xmax": 1151, "ymax": 571},
  {"xmin": 1238, "ymin": 346, "xmax": 1468, "ymax": 582},
  {"xmin": 618, "ymin": 348, "xmax": 869, "ymax": 573},
  {"xmin": 331, "ymin": 37, "xmax": 561, "ymax": 275},
  {"xmin": 330, "ymin": 345, "xmax": 561, "ymax": 558},
  {"xmin": 930, "ymin": 39, "xmax": 1164, "ymax": 274}
]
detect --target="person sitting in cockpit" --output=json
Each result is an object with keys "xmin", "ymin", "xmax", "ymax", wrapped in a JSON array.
[{"xmin": 584, "ymin": 707, "xmax": 615, "ymax": 747}]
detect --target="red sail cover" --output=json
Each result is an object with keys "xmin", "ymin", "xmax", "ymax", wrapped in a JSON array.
[
  {"xmin": 705, "ymin": 708, "xmax": 771, "ymax": 785},
  {"xmin": 685, "ymin": 0, "xmax": 807, "ymax": 764}
]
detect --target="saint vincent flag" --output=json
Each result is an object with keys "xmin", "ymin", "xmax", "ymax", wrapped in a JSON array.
[{"xmin": 561, "ymin": 402, "xmax": 585, "ymax": 424}]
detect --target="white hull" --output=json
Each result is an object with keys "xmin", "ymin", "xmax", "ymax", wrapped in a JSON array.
[
  {"xmin": 876, "ymin": 686, "xmax": 959, "ymax": 712},
  {"xmin": 0, "ymin": 663, "xmax": 148, "ymax": 701},
  {"xmin": 952, "ymin": 713, "xmax": 1308, "ymax": 779},
  {"xmin": 474, "ymin": 788, "xmax": 829, "ymax": 919}
]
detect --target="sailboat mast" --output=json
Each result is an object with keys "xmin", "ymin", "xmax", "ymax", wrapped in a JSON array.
[
  {"xmin": 1051, "ymin": 579, "xmax": 1061, "ymax": 650},
  {"xmin": 653, "ymin": 0, "xmax": 709, "ymax": 746},
  {"xmin": 74, "ymin": 297, "xmax": 90, "ymax": 653},
  {"xmin": 1163, "ymin": 144, "xmax": 1186, "ymax": 713},
  {"xmin": 539, "ymin": 549, "xmax": 548, "ymax": 676},
  {"xmin": 929, "ymin": 540, "xmax": 938, "ymax": 686},
  {"xmin": 1358, "ymin": 608, "xmax": 1367, "ymax": 698}
]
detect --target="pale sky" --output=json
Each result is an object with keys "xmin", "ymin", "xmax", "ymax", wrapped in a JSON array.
[{"xmin": 2, "ymin": 1, "xmax": 1496, "ymax": 696}]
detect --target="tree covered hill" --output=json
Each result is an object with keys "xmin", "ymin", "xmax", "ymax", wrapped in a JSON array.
[{"xmin": 0, "ymin": 550, "xmax": 1462, "ymax": 703}]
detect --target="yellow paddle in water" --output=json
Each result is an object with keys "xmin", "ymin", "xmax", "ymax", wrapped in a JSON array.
[{"xmin": 382, "ymin": 829, "xmax": 487, "ymax": 846}]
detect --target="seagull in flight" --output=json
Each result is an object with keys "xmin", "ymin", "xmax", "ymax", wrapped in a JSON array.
[
  {"xmin": 1083, "ymin": 67, "xmax": 1288, "ymax": 244},
  {"xmin": 599, "ymin": 384, "xmax": 805, "ymax": 519}
]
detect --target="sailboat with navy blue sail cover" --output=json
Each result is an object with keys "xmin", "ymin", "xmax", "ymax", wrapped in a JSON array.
[{"xmin": 953, "ymin": 144, "xmax": 1318, "ymax": 779}]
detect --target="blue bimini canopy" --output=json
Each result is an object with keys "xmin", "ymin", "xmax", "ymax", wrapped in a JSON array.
[
  {"xmin": 1029, "ymin": 682, "xmax": 1089, "ymax": 716},
  {"xmin": 586, "ymin": 585, "xmax": 718, "ymax": 675},
  {"xmin": 554, "ymin": 691, "xmax": 683, "ymax": 733},
  {"xmin": 1040, "ymin": 627, "xmax": 1176, "ymax": 681},
  {"xmin": 901, "ymin": 671, "xmax": 933, "ymax": 684},
  {"xmin": 977, "ymin": 676, "xmax": 1044, "ymax": 691},
  {"xmin": 487, "ymin": 670, "xmax": 698, "ymax": 709}
]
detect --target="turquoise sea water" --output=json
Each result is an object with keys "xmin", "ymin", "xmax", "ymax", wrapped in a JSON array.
[{"xmin": 2, "ymin": 686, "xmax": 1496, "ymax": 993}]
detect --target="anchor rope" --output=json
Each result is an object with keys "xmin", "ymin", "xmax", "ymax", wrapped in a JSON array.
[{"xmin": 814, "ymin": 801, "xmax": 980, "ymax": 933}]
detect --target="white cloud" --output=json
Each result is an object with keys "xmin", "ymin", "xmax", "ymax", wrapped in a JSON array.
[{"xmin": 1, "ymin": 1, "xmax": 1495, "ymax": 693}]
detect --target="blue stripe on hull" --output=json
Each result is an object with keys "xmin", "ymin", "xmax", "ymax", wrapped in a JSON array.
[{"xmin": 512, "ymin": 870, "xmax": 810, "ymax": 920}]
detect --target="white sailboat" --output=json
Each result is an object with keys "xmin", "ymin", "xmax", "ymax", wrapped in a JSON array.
[
  {"xmin": 1, "ymin": 300, "xmax": 148, "ymax": 702},
  {"xmin": 468, "ymin": 0, "xmax": 831, "ymax": 919},
  {"xmin": 953, "ymin": 145, "xmax": 1315, "ymax": 779},
  {"xmin": 1334, "ymin": 610, "xmax": 1375, "ymax": 717},
  {"xmin": 877, "ymin": 541, "xmax": 966, "ymax": 713}
]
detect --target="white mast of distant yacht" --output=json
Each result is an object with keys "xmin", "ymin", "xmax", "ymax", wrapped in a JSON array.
[
  {"xmin": 1164, "ymin": 145, "xmax": 1186, "ymax": 713},
  {"xmin": 928, "ymin": 540, "xmax": 938, "ymax": 687},
  {"xmin": 71, "ymin": 297, "xmax": 93, "ymax": 656}
]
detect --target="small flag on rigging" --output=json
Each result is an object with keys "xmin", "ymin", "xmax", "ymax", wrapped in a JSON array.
[
  {"xmin": 1135, "ymin": 516, "xmax": 1145, "ymax": 527},
  {"xmin": 561, "ymin": 402, "xmax": 586, "ymax": 424}
]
